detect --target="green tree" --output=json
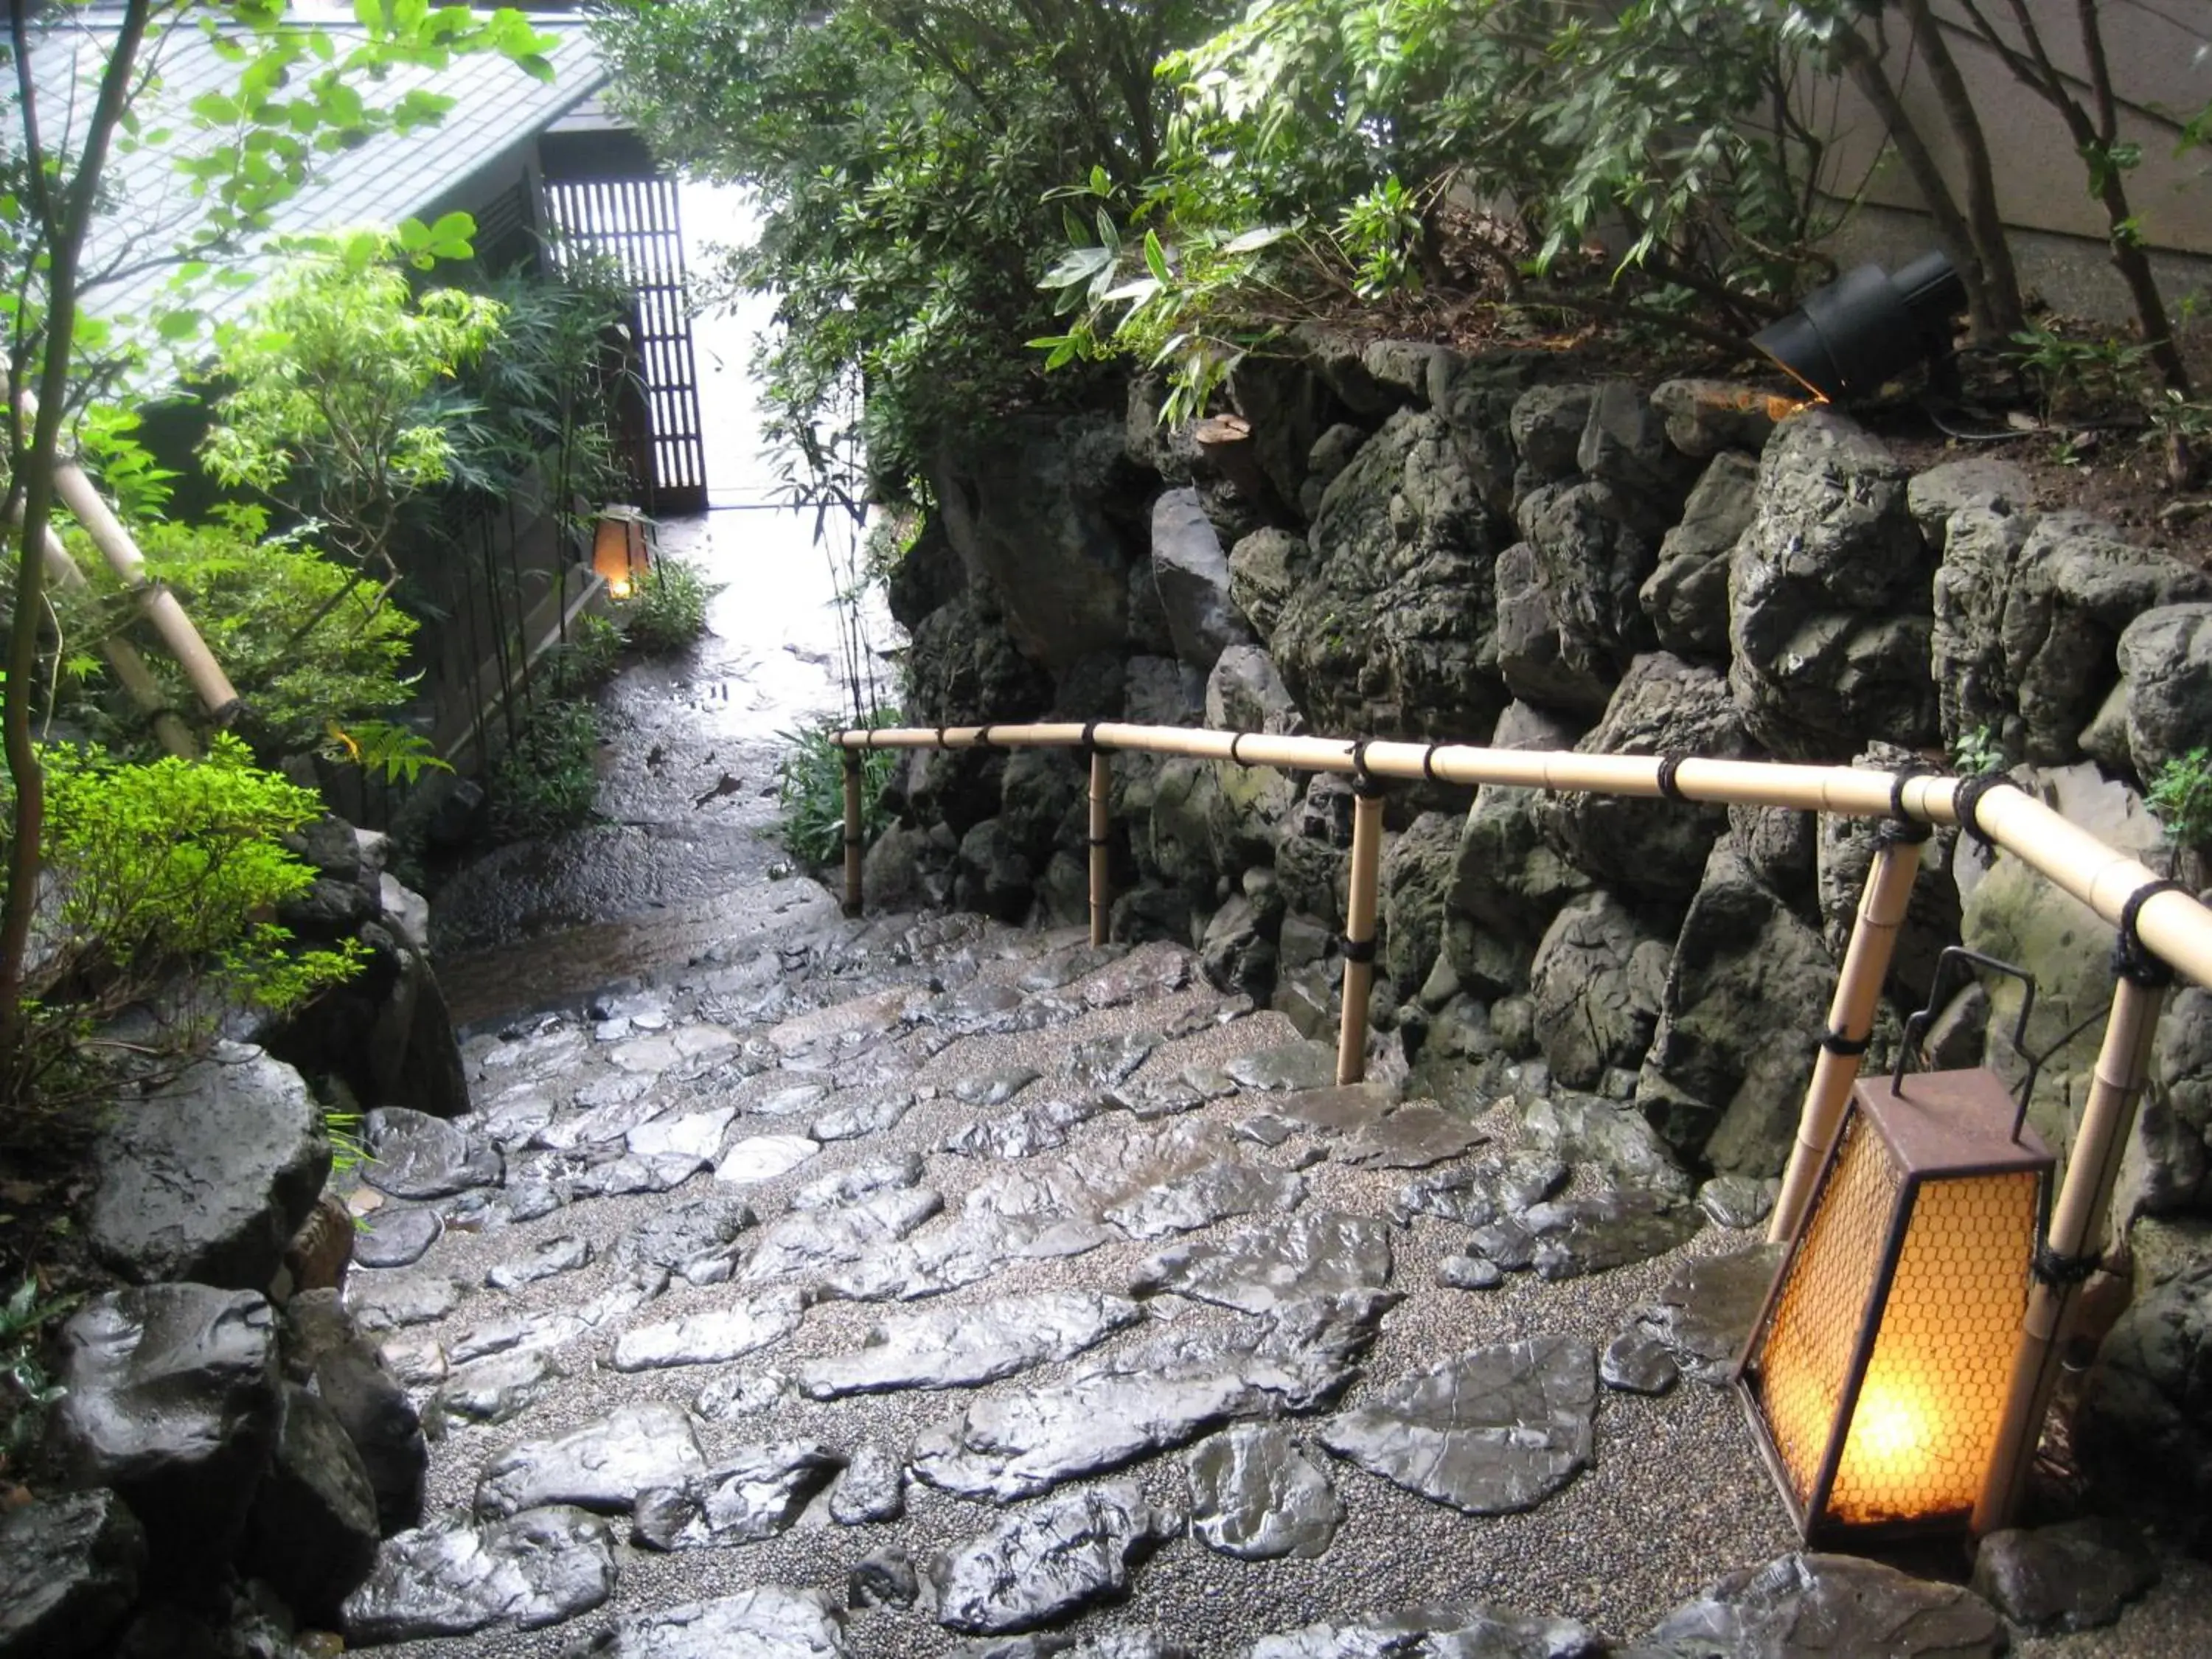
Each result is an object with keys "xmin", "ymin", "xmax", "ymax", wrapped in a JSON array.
[
  {"xmin": 594, "ymin": 0, "xmax": 1230, "ymax": 504},
  {"xmin": 1, "ymin": 0, "xmax": 554, "ymax": 1074},
  {"xmin": 200, "ymin": 230, "xmax": 506, "ymax": 594}
]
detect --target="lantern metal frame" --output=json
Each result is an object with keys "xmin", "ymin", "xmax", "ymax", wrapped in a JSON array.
[
  {"xmin": 593, "ymin": 505, "xmax": 655, "ymax": 599},
  {"xmin": 1735, "ymin": 951, "xmax": 2058, "ymax": 1547}
]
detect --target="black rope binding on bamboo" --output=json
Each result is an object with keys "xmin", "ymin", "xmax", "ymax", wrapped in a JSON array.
[
  {"xmin": 1882, "ymin": 761, "xmax": 1937, "ymax": 844},
  {"xmin": 935, "ymin": 725, "xmax": 950, "ymax": 752},
  {"xmin": 1654, "ymin": 754, "xmax": 1688, "ymax": 803},
  {"xmin": 1349, "ymin": 739, "xmax": 1388, "ymax": 799},
  {"xmin": 974, "ymin": 723, "xmax": 995, "ymax": 750},
  {"xmin": 1422, "ymin": 743, "xmax": 1445, "ymax": 784},
  {"xmin": 1818, "ymin": 1028, "xmax": 1872, "ymax": 1057},
  {"xmin": 2114, "ymin": 877, "xmax": 2186, "ymax": 990},
  {"xmin": 1338, "ymin": 935, "xmax": 1377, "ymax": 965},
  {"xmin": 1231, "ymin": 732, "xmax": 1253, "ymax": 767},
  {"xmin": 1953, "ymin": 771, "xmax": 2006, "ymax": 849},
  {"xmin": 1079, "ymin": 721, "xmax": 1101, "ymax": 758},
  {"xmin": 2033, "ymin": 1242, "xmax": 2106, "ymax": 1287}
]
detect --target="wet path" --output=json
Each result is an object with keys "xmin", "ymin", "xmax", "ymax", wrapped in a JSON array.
[{"xmin": 429, "ymin": 510, "xmax": 884, "ymax": 1028}]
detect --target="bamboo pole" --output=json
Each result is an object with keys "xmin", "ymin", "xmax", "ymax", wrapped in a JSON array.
[
  {"xmin": 841, "ymin": 751, "xmax": 863, "ymax": 918},
  {"xmin": 831, "ymin": 726, "xmax": 2212, "ymax": 994},
  {"xmin": 1770, "ymin": 837, "xmax": 1927, "ymax": 1242},
  {"xmin": 1088, "ymin": 748, "xmax": 1111, "ymax": 948},
  {"xmin": 1973, "ymin": 973, "xmax": 2164, "ymax": 1535},
  {"xmin": 1336, "ymin": 786, "xmax": 1385, "ymax": 1086},
  {"xmin": 10, "ymin": 506, "xmax": 195, "ymax": 758},
  {"xmin": 51, "ymin": 459, "xmax": 240, "ymax": 717}
]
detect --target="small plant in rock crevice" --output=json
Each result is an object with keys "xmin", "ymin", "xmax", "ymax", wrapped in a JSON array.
[
  {"xmin": 2147, "ymin": 748, "xmax": 2212, "ymax": 855},
  {"xmin": 1, "ymin": 1276, "xmax": 74, "ymax": 1481},
  {"xmin": 1950, "ymin": 724, "xmax": 2008, "ymax": 778},
  {"xmin": 773, "ymin": 712, "xmax": 902, "ymax": 868}
]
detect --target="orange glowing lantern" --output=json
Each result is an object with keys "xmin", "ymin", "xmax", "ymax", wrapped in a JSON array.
[
  {"xmin": 593, "ymin": 507, "xmax": 653, "ymax": 601},
  {"xmin": 1736, "ymin": 1065, "xmax": 2052, "ymax": 1544}
]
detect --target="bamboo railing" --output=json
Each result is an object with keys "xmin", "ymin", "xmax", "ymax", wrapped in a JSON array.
[{"xmin": 835, "ymin": 717, "xmax": 2212, "ymax": 1536}]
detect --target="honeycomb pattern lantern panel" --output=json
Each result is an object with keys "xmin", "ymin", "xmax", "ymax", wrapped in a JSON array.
[
  {"xmin": 1739, "ymin": 1068, "xmax": 2052, "ymax": 1540},
  {"xmin": 1827, "ymin": 1170, "xmax": 2041, "ymax": 1526}
]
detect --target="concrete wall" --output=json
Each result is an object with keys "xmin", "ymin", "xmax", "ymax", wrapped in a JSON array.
[{"xmin": 1817, "ymin": 1, "xmax": 2211, "ymax": 316}]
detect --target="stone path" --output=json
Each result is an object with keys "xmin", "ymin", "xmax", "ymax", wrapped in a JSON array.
[{"xmin": 321, "ymin": 902, "xmax": 2201, "ymax": 1659}]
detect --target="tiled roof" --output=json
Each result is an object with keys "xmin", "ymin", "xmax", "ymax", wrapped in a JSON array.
[{"xmin": 8, "ymin": 12, "xmax": 605, "ymax": 326}]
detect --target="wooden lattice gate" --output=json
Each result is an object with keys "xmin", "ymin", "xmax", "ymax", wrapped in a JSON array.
[{"xmin": 540, "ymin": 148, "xmax": 709, "ymax": 515}]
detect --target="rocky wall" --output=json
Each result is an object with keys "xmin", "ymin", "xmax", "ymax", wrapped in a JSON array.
[{"xmin": 878, "ymin": 339, "xmax": 2212, "ymax": 1522}]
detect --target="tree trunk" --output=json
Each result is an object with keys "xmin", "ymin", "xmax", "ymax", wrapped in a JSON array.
[{"xmin": 1897, "ymin": 0, "xmax": 2025, "ymax": 338}]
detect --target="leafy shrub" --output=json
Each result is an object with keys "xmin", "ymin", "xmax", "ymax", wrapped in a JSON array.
[
  {"xmin": 59, "ymin": 510, "xmax": 421, "ymax": 756},
  {"xmin": 2148, "ymin": 748, "xmax": 2212, "ymax": 852},
  {"xmin": 773, "ymin": 711, "xmax": 901, "ymax": 866},
  {"xmin": 539, "ymin": 614, "xmax": 625, "ymax": 698},
  {"xmin": 487, "ymin": 699, "xmax": 603, "ymax": 842},
  {"xmin": 619, "ymin": 556, "xmax": 716, "ymax": 655},
  {"xmin": 4, "ymin": 734, "xmax": 366, "ymax": 1112}
]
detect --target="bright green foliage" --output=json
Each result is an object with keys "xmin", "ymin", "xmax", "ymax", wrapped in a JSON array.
[
  {"xmin": 2149, "ymin": 748, "xmax": 2212, "ymax": 852},
  {"xmin": 488, "ymin": 699, "xmax": 602, "ymax": 841},
  {"xmin": 60, "ymin": 511, "xmax": 422, "ymax": 754},
  {"xmin": 774, "ymin": 710, "xmax": 901, "ymax": 867},
  {"xmin": 619, "ymin": 555, "xmax": 717, "ymax": 655},
  {"xmin": 1042, "ymin": 0, "xmax": 1857, "ymax": 411},
  {"xmin": 199, "ymin": 237, "xmax": 506, "ymax": 574},
  {"xmin": 4, "ymin": 733, "xmax": 364, "ymax": 1107},
  {"xmin": 594, "ymin": 0, "xmax": 1229, "ymax": 503},
  {"xmin": 322, "ymin": 718, "xmax": 450, "ymax": 787},
  {"xmin": 1950, "ymin": 725, "xmax": 2007, "ymax": 779},
  {"xmin": 540, "ymin": 613, "xmax": 625, "ymax": 699}
]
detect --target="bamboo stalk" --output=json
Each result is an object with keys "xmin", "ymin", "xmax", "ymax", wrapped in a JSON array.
[
  {"xmin": 1336, "ymin": 787, "xmax": 1385, "ymax": 1086},
  {"xmin": 1973, "ymin": 973, "xmax": 2164, "ymax": 1535},
  {"xmin": 1770, "ymin": 837, "xmax": 1926, "ymax": 1242},
  {"xmin": 1088, "ymin": 748, "xmax": 1111, "ymax": 948},
  {"xmin": 51, "ymin": 459, "xmax": 240, "ymax": 717},
  {"xmin": 841, "ymin": 751, "xmax": 863, "ymax": 919},
  {"xmin": 10, "ymin": 506, "xmax": 195, "ymax": 758}
]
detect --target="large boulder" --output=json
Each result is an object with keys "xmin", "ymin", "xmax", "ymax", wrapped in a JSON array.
[
  {"xmin": 1638, "ymin": 841, "xmax": 1837, "ymax": 1176},
  {"xmin": 1575, "ymin": 379, "xmax": 1694, "ymax": 524},
  {"xmin": 1229, "ymin": 352, "xmax": 1342, "ymax": 514},
  {"xmin": 1640, "ymin": 451, "xmax": 1759, "ymax": 661},
  {"xmin": 1381, "ymin": 813, "xmax": 1464, "ymax": 995},
  {"xmin": 87, "ymin": 1044, "xmax": 327, "ymax": 1290},
  {"xmin": 1728, "ymin": 411, "xmax": 1935, "ymax": 759},
  {"xmin": 2130, "ymin": 987, "xmax": 2212, "ymax": 1220},
  {"xmin": 1534, "ymin": 653, "xmax": 1753, "ymax": 903},
  {"xmin": 1650, "ymin": 378, "xmax": 1780, "ymax": 459},
  {"xmin": 1228, "ymin": 528, "xmax": 1303, "ymax": 644},
  {"xmin": 1961, "ymin": 764, "xmax": 2168, "ymax": 1158},
  {"xmin": 1272, "ymin": 407, "xmax": 1510, "ymax": 741},
  {"xmin": 1933, "ymin": 509, "xmax": 2212, "ymax": 764},
  {"xmin": 1529, "ymin": 891, "xmax": 1670, "ymax": 1090},
  {"xmin": 1497, "ymin": 480, "xmax": 1660, "ymax": 713},
  {"xmin": 954, "ymin": 818, "xmax": 1034, "ymax": 924},
  {"xmin": 1203, "ymin": 645, "xmax": 1305, "ymax": 874},
  {"xmin": 884, "ymin": 515, "xmax": 967, "ymax": 632},
  {"xmin": 931, "ymin": 412, "xmax": 1145, "ymax": 672},
  {"xmin": 2115, "ymin": 602, "xmax": 2212, "ymax": 779},
  {"xmin": 1151, "ymin": 487, "xmax": 1254, "ymax": 672},
  {"xmin": 997, "ymin": 747, "xmax": 1086, "ymax": 869},
  {"xmin": 0, "ymin": 1489, "xmax": 145, "ymax": 1659},
  {"xmin": 1200, "ymin": 886, "xmax": 1284, "ymax": 1002},
  {"xmin": 2079, "ymin": 1219, "xmax": 2212, "ymax": 1533},
  {"xmin": 49, "ymin": 1285, "xmax": 282, "ymax": 1586},
  {"xmin": 288, "ymin": 1290, "xmax": 428, "ymax": 1535},
  {"xmin": 1507, "ymin": 385, "xmax": 1594, "ymax": 492},
  {"xmin": 242, "ymin": 1383, "xmax": 380, "ymax": 1624},
  {"xmin": 1274, "ymin": 774, "xmax": 1355, "ymax": 923},
  {"xmin": 904, "ymin": 579, "xmax": 1054, "ymax": 728},
  {"xmin": 1444, "ymin": 703, "xmax": 1590, "ymax": 996}
]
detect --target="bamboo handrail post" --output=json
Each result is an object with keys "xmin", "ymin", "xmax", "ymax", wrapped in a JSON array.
[
  {"xmin": 841, "ymin": 750, "xmax": 864, "ymax": 918},
  {"xmin": 1769, "ymin": 835, "xmax": 1927, "ymax": 1242},
  {"xmin": 1973, "ymin": 971, "xmax": 2164, "ymax": 1535},
  {"xmin": 51, "ymin": 459, "xmax": 240, "ymax": 717},
  {"xmin": 1087, "ymin": 745, "xmax": 1111, "ymax": 948},
  {"xmin": 1335, "ymin": 779, "xmax": 1386, "ymax": 1087}
]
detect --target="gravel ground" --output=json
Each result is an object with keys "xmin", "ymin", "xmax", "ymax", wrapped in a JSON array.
[{"xmin": 341, "ymin": 914, "xmax": 2212, "ymax": 1658}]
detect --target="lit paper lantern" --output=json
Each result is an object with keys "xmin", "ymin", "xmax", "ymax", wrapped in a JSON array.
[
  {"xmin": 1736, "ymin": 1067, "xmax": 2053, "ymax": 1543},
  {"xmin": 593, "ymin": 507, "xmax": 652, "ymax": 600}
]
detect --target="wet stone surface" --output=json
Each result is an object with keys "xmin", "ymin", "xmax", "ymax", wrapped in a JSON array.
[
  {"xmin": 929, "ymin": 1482, "xmax": 1170, "ymax": 1635},
  {"xmin": 793, "ymin": 1290, "xmax": 1143, "ymax": 1398},
  {"xmin": 1318, "ymin": 1338, "xmax": 1597, "ymax": 1515},
  {"xmin": 1131, "ymin": 1211, "xmax": 1394, "ymax": 1315},
  {"xmin": 1630, "ymin": 1551, "xmax": 2006, "ymax": 1657},
  {"xmin": 341, "ymin": 1506, "xmax": 614, "ymax": 1643},
  {"xmin": 473, "ymin": 1403, "xmax": 705, "ymax": 1519},
  {"xmin": 354, "ymin": 1207, "xmax": 444, "ymax": 1270},
  {"xmin": 1186, "ymin": 1425, "xmax": 1343, "ymax": 1561},
  {"xmin": 1970, "ymin": 1518, "xmax": 2159, "ymax": 1633},
  {"xmin": 632, "ymin": 1441, "xmax": 844, "ymax": 1550},
  {"xmin": 569, "ymin": 1586, "xmax": 848, "ymax": 1659}
]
